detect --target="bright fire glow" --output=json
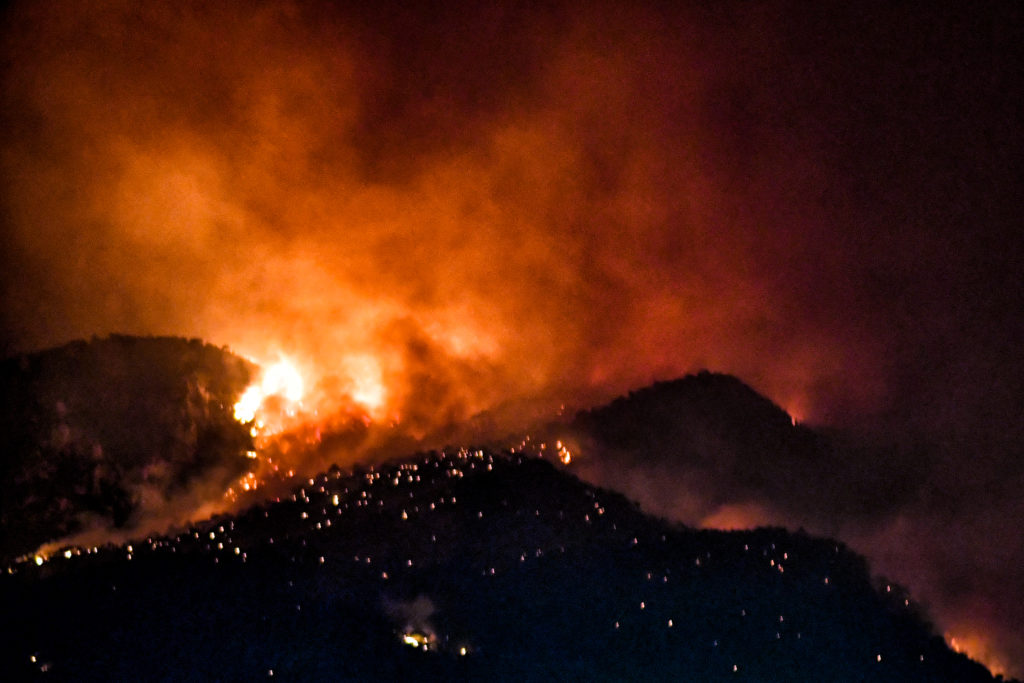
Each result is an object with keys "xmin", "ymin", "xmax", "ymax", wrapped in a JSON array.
[
  {"xmin": 947, "ymin": 631, "xmax": 1008, "ymax": 678},
  {"xmin": 344, "ymin": 354, "xmax": 386, "ymax": 413},
  {"xmin": 233, "ymin": 353, "xmax": 389, "ymax": 432},
  {"xmin": 222, "ymin": 352, "xmax": 394, "ymax": 502},
  {"xmin": 401, "ymin": 632, "xmax": 431, "ymax": 650},
  {"xmin": 233, "ymin": 358, "xmax": 305, "ymax": 424}
]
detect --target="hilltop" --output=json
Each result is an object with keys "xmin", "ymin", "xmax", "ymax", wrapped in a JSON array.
[{"xmin": 563, "ymin": 372, "xmax": 930, "ymax": 525}]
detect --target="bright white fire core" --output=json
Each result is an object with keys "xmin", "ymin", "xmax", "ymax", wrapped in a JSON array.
[{"xmin": 233, "ymin": 358, "xmax": 305, "ymax": 424}]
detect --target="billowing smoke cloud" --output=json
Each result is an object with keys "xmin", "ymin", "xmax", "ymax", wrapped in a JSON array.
[
  {"xmin": 1, "ymin": 0, "xmax": 1021, "ymax": 677},
  {"xmin": 0, "ymin": 1, "xmax": 904, "ymax": 422}
]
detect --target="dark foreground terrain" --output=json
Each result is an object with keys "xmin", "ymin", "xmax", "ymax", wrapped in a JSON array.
[
  {"xmin": 3, "ymin": 450, "xmax": 1008, "ymax": 682},
  {"xmin": 0, "ymin": 336, "xmax": 254, "ymax": 562}
]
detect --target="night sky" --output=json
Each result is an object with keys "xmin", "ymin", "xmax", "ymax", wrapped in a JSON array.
[{"xmin": 1, "ymin": 0, "xmax": 1021, "ymax": 676}]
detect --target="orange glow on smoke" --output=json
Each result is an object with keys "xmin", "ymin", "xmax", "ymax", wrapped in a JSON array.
[
  {"xmin": 698, "ymin": 503, "xmax": 777, "ymax": 531},
  {"xmin": 342, "ymin": 354, "xmax": 387, "ymax": 416},
  {"xmin": 946, "ymin": 630, "xmax": 1008, "ymax": 679},
  {"xmin": 2, "ymin": 3, "xmax": 1019, "ymax": 677},
  {"xmin": 0, "ymin": 0, "xmax": 897, "ymax": 440}
]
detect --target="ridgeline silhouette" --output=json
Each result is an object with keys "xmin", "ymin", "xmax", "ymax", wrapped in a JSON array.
[
  {"xmin": 4, "ymin": 449, "xmax": 1009, "ymax": 681},
  {"xmin": 0, "ymin": 338, "xmax": 1014, "ymax": 680}
]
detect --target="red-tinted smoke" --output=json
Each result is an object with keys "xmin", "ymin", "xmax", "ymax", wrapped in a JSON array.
[{"xmin": 2, "ymin": 0, "xmax": 1020, "ymax": 676}]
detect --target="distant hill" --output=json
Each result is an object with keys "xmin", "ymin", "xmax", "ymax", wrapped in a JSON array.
[
  {"xmin": 0, "ymin": 335, "xmax": 254, "ymax": 561},
  {"xmin": 566, "ymin": 371, "xmax": 929, "ymax": 524},
  {"xmin": 576, "ymin": 372, "xmax": 799, "ymax": 443},
  {"xmin": 2, "ymin": 451, "xmax": 1008, "ymax": 681}
]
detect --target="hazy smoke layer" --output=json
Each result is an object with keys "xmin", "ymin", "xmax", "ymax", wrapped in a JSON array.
[
  {"xmin": 2, "ymin": 0, "xmax": 1018, "ymax": 433},
  {"xmin": 1, "ymin": 0, "xmax": 1021, "ymax": 677}
]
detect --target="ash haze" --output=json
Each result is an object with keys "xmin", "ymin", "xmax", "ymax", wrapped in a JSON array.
[{"xmin": 1, "ymin": 0, "xmax": 1021, "ymax": 677}]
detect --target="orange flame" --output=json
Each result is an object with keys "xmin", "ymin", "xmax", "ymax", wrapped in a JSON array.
[
  {"xmin": 233, "ymin": 357, "xmax": 305, "ymax": 426},
  {"xmin": 946, "ymin": 630, "xmax": 1009, "ymax": 679}
]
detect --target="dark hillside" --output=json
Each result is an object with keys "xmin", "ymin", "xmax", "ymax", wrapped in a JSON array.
[
  {"xmin": 0, "ymin": 335, "xmax": 254, "ymax": 561},
  {"xmin": 3, "ymin": 450, "xmax": 1007, "ymax": 682},
  {"xmin": 568, "ymin": 371, "xmax": 929, "ymax": 521}
]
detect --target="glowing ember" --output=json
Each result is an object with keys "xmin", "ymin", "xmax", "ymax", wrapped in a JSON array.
[
  {"xmin": 555, "ymin": 440, "xmax": 573, "ymax": 465},
  {"xmin": 401, "ymin": 632, "xmax": 432, "ymax": 650}
]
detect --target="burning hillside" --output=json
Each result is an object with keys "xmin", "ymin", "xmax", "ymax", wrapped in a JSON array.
[
  {"xmin": 4, "ymin": 335, "xmax": 1022, "ymax": 677},
  {"xmin": 3, "ymin": 449, "xmax": 1011, "ymax": 681}
]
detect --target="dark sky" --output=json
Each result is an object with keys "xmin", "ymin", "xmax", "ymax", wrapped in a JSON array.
[{"xmin": 1, "ymin": 0, "xmax": 1021, "ymax": 675}]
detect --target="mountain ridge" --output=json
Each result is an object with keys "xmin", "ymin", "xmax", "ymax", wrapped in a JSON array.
[
  {"xmin": 2, "ymin": 335, "xmax": 1015, "ymax": 679},
  {"xmin": 4, "ymin": 448, "xmax": 1010, "ymax": 681}
]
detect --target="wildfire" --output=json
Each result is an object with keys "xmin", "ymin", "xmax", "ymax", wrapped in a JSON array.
[
  {"xmin": 233, "ymin": 357, "xmax": 305, "ymax": 425},
  {"xmin": 946, "ymin": 631, "xmax": 1008, "ymax": 679},
  {"xmin": 343, "ymin": 354, "xmax": 387, "ymax": 415},
  {"xmin": 233, "ymin": 352, "xmax": 391, "ymax": 434},
  {"xmin": 401, "ymin": 631, "xmax": 434, "ymax": 651},
  {"xmin": 556, "ymin": 440, "xmax": 572, "ymax": 465},
  {"xmin": 223, "ymin": 351, "xmax": 395, "ymax": 500}
]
